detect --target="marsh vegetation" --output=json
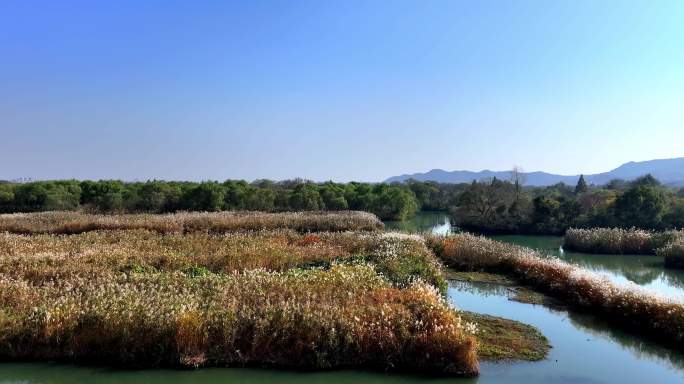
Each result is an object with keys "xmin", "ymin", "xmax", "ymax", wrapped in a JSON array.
[
  {"xmin": 0, "ymin": 211, "xmax": 554, "ymax": 378},
  {"xmin": 428, "ymin": 233, "xmax": 684, "ymax": 348}
]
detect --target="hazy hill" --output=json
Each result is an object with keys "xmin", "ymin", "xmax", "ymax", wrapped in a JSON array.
[{"xmin": 385, "ymin": 157, "xmax": 684, "ymax": 187}]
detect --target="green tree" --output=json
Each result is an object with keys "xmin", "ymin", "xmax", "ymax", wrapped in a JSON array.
[
  {"xmin": 289, "ymin": 183, "xmax": 324, "ymax": 210},
  {"xmin": 319, "ymin": 182, "xmax": 348, "ymax": 210},
  {"xmin": 244, "ymin": 187, "xmax": 275, "ymax": 211},
  {"xmin": 0, "ymin": 185, "xmax": 14, "ymax": 212},
  {"xmin": 613, "ymin": 185, "xmax": 666, "ymax": 228},
  {"xmin": 631, "ymin": 174, "xmax": 661, "ymax": 187},
  {"xmin": 136, "ymin": 181, "xmax": 171, "ymax": 212},
  {"xmin": 575, "ymin": 175, "xmax": 588, "ymax": 194},
  {"xmin": 183, "ymin": 182, "xmax": 225, "ymax": 211},
  {"xmin": 371, "ymin": 185, "xmax": 418, "ymax": 220}
]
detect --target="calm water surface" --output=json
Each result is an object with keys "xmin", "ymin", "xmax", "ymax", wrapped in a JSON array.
[
  {"xmin": 387, "ymin": 212, "xmax": 684, "ymax": 299},
  {"xmin": 384, "ymin": 211, "xmax": 454, "ymax": 235},
  {"xmin": 491, "ymin": 234, "xmax": 684, "ymax": 300}
]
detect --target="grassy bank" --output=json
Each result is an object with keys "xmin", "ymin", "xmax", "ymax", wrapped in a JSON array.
[
  {"xmin": 0, "ymin": 211, "xmax": 383, "ymax": 235},
  {"xmin": 428, "ymin": 233, "xmax": 684, "ymax": 348},
  {"xmin": 563, "ymin": 227, "xmax": 684, "ymax": 255},
  {"xmin": 461, "ymin": 312, "xmax": 549, "ymax": 361}
]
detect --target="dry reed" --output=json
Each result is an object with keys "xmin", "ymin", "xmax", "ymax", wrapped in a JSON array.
[
  {"xmin": 0, "ymin": 211, "xmax": 384, "ymax": 235},
  {"xmin": 428, "ymin": 233, "xmax": 684, "ymax": 347}
]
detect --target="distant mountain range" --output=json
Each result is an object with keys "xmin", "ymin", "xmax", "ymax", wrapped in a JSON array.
[{"xmin": 385, "ymin": 157, "xmax": 684, "ymax": 187}]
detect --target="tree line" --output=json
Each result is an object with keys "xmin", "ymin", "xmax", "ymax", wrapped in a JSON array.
[
  {"xmin": 453, "ymin": 174, "xmax": 684, "ymax": 234},
  {"xmin": 0, "ymin": 179, "xmax": 424, "ymax": 221},
  {"xmin": 2, "ymin": 174, "xmax": 682, "ymax": 230}
]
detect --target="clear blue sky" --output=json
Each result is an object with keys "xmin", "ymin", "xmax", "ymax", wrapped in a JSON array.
[{"xmin": 1, "ymin": 1, "xmax": 683, "ymax": 182}]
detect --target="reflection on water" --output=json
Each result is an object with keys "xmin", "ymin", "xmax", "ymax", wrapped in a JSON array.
[
  {"xmin": 0, "ymin": 363, "xmax": 476, "ymax": 384},
  {"xmin": 492, "ymin": 234, "xmax": 684, "ymax": 299},
  {"xmin": 449, "ymin": 281, "xmax": 684, "ymax": 384},
  {"xmin": 384, "ymin": 211, "xmax": 454, "ymax": 235},
  {"xmin": 384, "ymin": 212, "xmax": 684, "ymax": 299}
]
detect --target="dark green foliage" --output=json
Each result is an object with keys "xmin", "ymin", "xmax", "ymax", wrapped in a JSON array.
[
  {"xmin": 0, "ymin": 179, "xmax": 421, "ymax": 221},
  {"xmin": 182, "ymin": 182, "xmax": 225, "ymax": 212},
  {"xmin": 369, "ymin": 184, "xmax": 418, "ymax": 221},
  {"xmin": 3, "ymin": 174, "xmax": 682, "ymax": 230},
  {"xmin": 451, "ymin": 175, "xmax": 682, "ymax": 234},
  {"xmin": 574, "ymin": 175, "xmax": 588, "ymax": 194},
  {"xmin": 631, "ymin": 174, "xmax": 661, "ymax": 187},
  {"xmin": 80, "ymin": 180, "xmax": 125, "ymax": 212},
  {"xmin": 606, "ymin": 179, "xmax": 628, "ymax": 190},
  {"xmin": 663, "ymin": 201, "xmax": 684, "ymax": 229},
  {"xmin": 452, "ymin": 178, "xmax": 531, "ymax": 233},
  {"xmin": 319, "ymin": 182, "xmax": 348, "ymax": 210},
  {"xmin": 612, "ymin": 185, "xmax": 666, "ymax": 229},
  {"xmin": 289, "ymin": 183, "xmax": 325, "ymax": 211}
]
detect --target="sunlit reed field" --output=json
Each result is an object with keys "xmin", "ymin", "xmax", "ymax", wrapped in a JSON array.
[
  {"xmin": 563, "ymin": 227, "xmax": 684, "ymax": 255},
  {"xmin": 0, "ymin": 230, "xmax": 445, "ymax": 292},
  {"xmin": 0, "ymin": 212, "xmax": 478, "ymax": 376},
  {"xmin": 0, "ymin": 211, "xmax": 384, "ymax": 235},
  {"xmin": 427, "ymin": 233, "xmax": 684, "ymax": 348}
]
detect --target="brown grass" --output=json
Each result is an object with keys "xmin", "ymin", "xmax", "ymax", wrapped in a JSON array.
[
  {"xmin": 563, "ymin": 227, "xmax": 684, "ymax": 255},
  {"xmin": 0, "ymin": 211, "xmax": 384, "ymax": 235},
  {"xmin": 428, "ymin": 233, "xmax": 684, "ymax": 347},
  {"xmin": 660, "ymin": 240, "xmax": 684, "ymax": 269},
  {"xmin": 0, "ymin": 215, "xmax": 477, "ymax": 376},
  {"xmin": 0, "ymin": 265, "xmax": 477, "ymax": 375},
  {"xmin": 0, "ymin": 230, "xmax": 445, "ymax": 291}
]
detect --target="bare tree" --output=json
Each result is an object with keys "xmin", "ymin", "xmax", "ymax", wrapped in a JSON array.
[{"xmin": 510, "ymin": 166, "xmax": 526, "ymax": 203}]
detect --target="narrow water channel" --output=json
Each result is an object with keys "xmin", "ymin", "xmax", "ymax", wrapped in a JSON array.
[
  {"xmin": 386, "ymin": 211, "xmax": 684, "ymax": 299},
  {"xmin": 491, "ymin": 234, "xmax": 684, "ymax": 299},
  {"xmin": 449, "ymin": 280, "xmax": 684, "ymax": 383}
]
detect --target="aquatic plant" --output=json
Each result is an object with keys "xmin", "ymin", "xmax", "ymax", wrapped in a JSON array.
[
  {"xmin": 563, "ymin": 228, "xmax": 655, "ymax": 254},
  {"xmin": 0, "ymin": 264, "xmax": 478, "ymax": 375},
  {"xmin": 0, "ymin": 220, "xmax": 478, "ymax": 375},
  {"xmin": 0, "ymin": 229, "xmax": 445, "ymax": 291},
  {"xmin": 563, "ymin": 227, "xmax": 684, "ymax": 256},
  {"xmin": 0, "ymin": 211, "xmax": 383, "ymax": 235},
  {"xmin": 659, "ymin": 240, "xmax": 684, "ymax": 269},
  {"xmin": 428, "ymin": 233, "xmax": 684, "ymax": 347}
]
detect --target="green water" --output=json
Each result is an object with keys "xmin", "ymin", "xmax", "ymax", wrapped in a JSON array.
[
  {"xmin": 384, "ymin": 211, "xmax": 454, "ymax": 235},
  {"xmin": 448, "ymin": 280, "xmax": 684, "ymax": 383}
]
